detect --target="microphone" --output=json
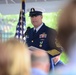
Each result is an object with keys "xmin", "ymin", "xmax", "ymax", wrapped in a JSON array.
[{"xmin": 23, "ymin": 27, "xmax": 31, "ymax": 37}]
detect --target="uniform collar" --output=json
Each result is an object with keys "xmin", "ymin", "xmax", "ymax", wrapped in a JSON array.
[
  {"xmin": 54, "ymin": 60, "xmax": 60, "ymax": 65},
  {"xmin": 34, "ymin": 23, "xmax": 43, "ymax": 32}
]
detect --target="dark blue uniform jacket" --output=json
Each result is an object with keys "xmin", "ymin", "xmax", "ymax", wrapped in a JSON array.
[
  {"xmin": 26, "ymin": 23, "xmax": 61, "ymax": 56},
  {"xmin": 26, "ymin": 23, "xmax": 62, "ymax": 70}
]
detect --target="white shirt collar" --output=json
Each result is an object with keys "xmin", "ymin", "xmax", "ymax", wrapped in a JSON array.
[
  {"xmin": 34, "ymin": 23, "xmax": 43, "ymax": 32},
  {"xmin": 54, "ymin": 60, "xmax": 60, "ymax": 65}
]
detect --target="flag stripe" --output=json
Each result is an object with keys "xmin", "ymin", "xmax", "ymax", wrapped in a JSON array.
[{"xmin": 15, "ymin": 0, "xmax": 26, "ymax": 41}]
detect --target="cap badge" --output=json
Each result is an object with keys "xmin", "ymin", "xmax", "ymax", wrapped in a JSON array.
[{"xmin": 31, "ymin": 8, "xmax": 35, "ymax": 12}]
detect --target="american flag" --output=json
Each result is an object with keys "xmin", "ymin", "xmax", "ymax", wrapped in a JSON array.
[{"xmin": 15, "ymin": 0, "xmax": 26, "ymax": 41}]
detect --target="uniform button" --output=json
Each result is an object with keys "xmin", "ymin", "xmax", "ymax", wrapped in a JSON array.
[
  {"xmin": 39, "ymin": 45, "xmax": 42, "ymax": 47},
  {"xmin": 31, "ymin": 40, "xmax": 34, "ymax": 42}
]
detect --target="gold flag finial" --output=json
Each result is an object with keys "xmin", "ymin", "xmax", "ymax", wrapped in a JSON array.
[{"xmin": 21, "ymin": 0, "xmax": 25, "ymax": 2}]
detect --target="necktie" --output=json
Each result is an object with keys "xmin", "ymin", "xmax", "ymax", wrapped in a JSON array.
[
  {"xmin": 33, "ymin": 29, "xmax": 36, "ymax": 37},
  {"xmin": 33, "ymin": 29, "xmax": 36, "ymax": 34}
]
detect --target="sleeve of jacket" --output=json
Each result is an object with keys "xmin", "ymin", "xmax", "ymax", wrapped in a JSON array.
[{"xmin": 47, "ymin": 28, "xmax": 63, "ymax": 57}]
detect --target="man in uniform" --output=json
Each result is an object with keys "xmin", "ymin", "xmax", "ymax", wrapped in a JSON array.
[{"xmin": 25, "ymin": 7, "xmax": 62, "ymax": 70}]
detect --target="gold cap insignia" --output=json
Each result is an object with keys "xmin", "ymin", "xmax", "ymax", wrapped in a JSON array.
[{"xmin": 31, "ymin": 8, "xmax": 35, "ymax": 12}]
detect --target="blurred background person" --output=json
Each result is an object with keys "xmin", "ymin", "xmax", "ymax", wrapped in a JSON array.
[
  {"xmin": 0, "ymin": 38, "xmax": 31, "ymax": 75},
  {"xmin": 57, "ymin": 0, "xmax": 76, "ymax": 51},
  {"xmin": 49, "ymin": 0, "xmax": 76, "ymax": 74},
  {"xmin": 50, "ymin": 31, "xmax": 76, "ymax": 75},
  {"xmin": 31, "ymin": 49, "xmax": 50, "ymax": 75}
]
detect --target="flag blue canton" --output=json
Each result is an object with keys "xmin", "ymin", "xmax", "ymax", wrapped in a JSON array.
[{"xmin": 15, "ymin": 1, "xmax": 26, "ymax": 41}]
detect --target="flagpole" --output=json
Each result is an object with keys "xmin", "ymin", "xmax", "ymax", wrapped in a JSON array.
[
  {"xmin": 21, "ymin": 0, "xmax": 25, "ymax": 40},
  {"xmin": 21, "ymin": 0, "xmax": 26, "ymax": 10}
]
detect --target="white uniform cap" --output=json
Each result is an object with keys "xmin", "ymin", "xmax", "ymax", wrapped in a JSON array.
[
  {"xmin": 27, "ymin": 7, "xmax": 45, "ymax": 13},
  {"xmin": 28, "ymin": 7, "xmax": 45, "ymax": 17}
]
